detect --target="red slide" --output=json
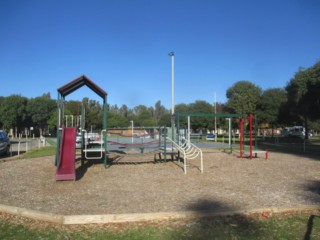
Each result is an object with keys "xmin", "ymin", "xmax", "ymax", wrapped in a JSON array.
[{"xmin": 55, "ymin": 127, "xmax": 76, "ymax": 181}]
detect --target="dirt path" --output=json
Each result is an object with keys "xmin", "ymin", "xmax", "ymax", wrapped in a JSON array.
[{"xmin": 1, "ymin": 150, "xmax": 320, "ymax": 216}]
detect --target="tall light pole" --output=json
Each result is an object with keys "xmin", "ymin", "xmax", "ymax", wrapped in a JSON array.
[
  {"xmin": 169, "ymin": 51, "xmax": 175, "ymax": 115},
  {"xmin": 214, "ymin": 92, "xmax": 217, "ymax": 142},
  {"xmin": 169, "ymin": 51, "xmax": 175, "ymax": 141}
]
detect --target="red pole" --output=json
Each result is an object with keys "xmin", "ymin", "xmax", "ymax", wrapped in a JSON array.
[
  {"xmin": 266, "ymin": 149, "xmax": 268, "ymax": 159},
  {"xmin": 240, "ymin": 117, "xmax": 243, "ymax": 158},
  {"xmin": 249, "ymin": 114, "xmax": 253, "ymax": 159}
]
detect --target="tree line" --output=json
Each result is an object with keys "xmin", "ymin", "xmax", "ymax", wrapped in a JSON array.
[{"xmin": 1, "ymin": 61, "xmax": 320, "ymax": 137}]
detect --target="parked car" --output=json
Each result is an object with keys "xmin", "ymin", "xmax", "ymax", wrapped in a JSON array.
[
  {"xmin": 75, "ymin": 132, "xmax": 100, "ymax": 148},
  {"xmin": 75, "ymin": 135, "xmax": 87, "ymax": 149},
  {"xmin": 281, "ymin": 128, "xmax": 291, "ymax": 137},
  {"xmin": 289, "ymin": 126, "xmax": 305, "ymax": 138},
  {"xmin": 87, "ymin": 132, "xmax": 100, "ymax": 141},
  {"xmin": 206, "ymin": 134, "xmax": 215, "ymax": 141},
  {"xmin": 281, "ymin": 126, "xmax": 306, "ymax": 138},
  {"xmin": 0, "ymin": 130, "xmax": 11, "ymax": 156}
]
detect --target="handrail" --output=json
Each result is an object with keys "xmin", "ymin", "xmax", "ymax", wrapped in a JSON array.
[
  {"xmin": 166, "ymin": 137, "xmax": 187, "ymax": 173},
  {"xmin": 82, "ymin": 129, "xmax": 106, "ymax": 160}
]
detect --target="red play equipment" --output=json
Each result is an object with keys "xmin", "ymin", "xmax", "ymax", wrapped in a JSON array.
[
  {"xmin": 239, "ymin": 114, "xmax": 268, "ymax": 159},
  {"xmin": 175, "ymin": 112, "xmax": 267, "ymax": 159},
  {"xmin": 55, "ymin": 127, "xmax": 77, "ymax": 181},
  {"xmin": 54, "ymin": 75, "xmax": 108, "ymax": 181}
]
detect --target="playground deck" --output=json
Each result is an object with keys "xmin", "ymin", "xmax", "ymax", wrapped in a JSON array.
[{"xmin": 1, "ymin": 149, "xmax": 320, "ymax": 217}]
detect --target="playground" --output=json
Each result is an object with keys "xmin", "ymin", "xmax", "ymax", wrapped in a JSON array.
[
  {"xmin": 1, "ymin": 149, "xmax": 320, "ymax": 223},
  {"xmin": 2, "ymin": 75, "xmax": 320, "ymax": 225},
  {"xmin": 53, "ymin": 76, "xmax": 262, "ymax": 181}
]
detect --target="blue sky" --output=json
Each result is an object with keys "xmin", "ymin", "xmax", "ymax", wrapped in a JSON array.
[{"xmin": 1, "ymin": 0, "xmax": 319, "ymax": 109}]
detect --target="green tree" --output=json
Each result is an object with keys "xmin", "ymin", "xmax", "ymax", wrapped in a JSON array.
[
  {"xmin": 309, "ymin": 119, "xmax": 320, "ymax": 132},
  {"xmin": 133, "ymin": 105, "xmax": 149, "ymax": 116},
  {"xmin": 303, "ymin": 81, "xmax": 320, "ymax": 120},
  {"xmin": 175, "ymin": 103, "xmax": 189, "ymax": 113},
  {"xmin": 0, "ymin": 96, "xmax": 4, "ymax": 128},
  {"xmin": 285, "ymin": 61, "xmax": 320, "ymax": 136},
  {"xmin": 119, "ymin": 104, "xmax": 129, "ymax": 118},
  {"xmin": 154, "ymin": 101, "xmax": 167, "ymax": 121},
  {"xmin": 108, "ymin": 111, "xmax": 129, "ymax": 128},
  {"xmin": 0, "ymin": 95, "xmax": 29, "ymax": 136},
  {"xmin": 174, "ymin": 103, "xmax": 190, "ymax": 128},
  {"xmin": 213, "ymin": 102, "xmax": 229, "ymax": 133},
  {"xmin": 47, "ymin": 110, "xmax": 58, "ymax": 135},
  {"xmin": 189, "ymin": 100, "xmax": 214, "ymax": 131},
  {"xmin": 256, "ymin": 88, "xmax": 287, "ymax": 136},
  {"xmin": 108, "ymin": 103, "xmax": 131, "ymax": 128},
  {"xmin": 65, "ymin": 100, "xmax": 82, "ymax": 116},
  {"xmin": 226, "ymin": 81, "xmax": 262, "ymax": 115},
  {"xmin": 27, "ymin": 96, "xmax": 56, "ymax": 136},
  {"xmin": 81, "ymin": 98, "xmax": 103, "ymax": 131},
  {"xmin": 136, "ymin": 109, "xmax": 152, "ymax": 126},
  {"xmin": 158, "ymin": 113, "xmax": 171, "ymax": 127},
  {"xmin": 285, "ymin": 68, "xmax": 309, "ymax": 125},
  {"xmin": 132, "ymin": 105, "xmax": 156, "ymax": 126},
  {"xmin": 87, "ymin": 99, "xmax": 103, "ymax": 130}
]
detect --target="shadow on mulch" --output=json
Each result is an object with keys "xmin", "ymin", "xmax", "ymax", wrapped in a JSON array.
[
  {"xmin": 75, "ymin": 158, "xmax": 104, "ymax": 180},
  {"xmin": 74, "ymin": 153, "xmax": 166, "ymax": 180},
  {"xmin": 303, "ymin": 180, "xmax": 320, "ymax": 201},
  {"xmin": 258, "ymin": 140, "xmax": 320, "ymax": 162}
]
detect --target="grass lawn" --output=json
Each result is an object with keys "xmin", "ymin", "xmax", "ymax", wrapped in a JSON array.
[
  {"xmin": 1, "ymin": 213, "xmax": 320, "ymax": 239},
  {"xmin": 17, "ymin": 146, "xmax": 56, "ymax": 159}
]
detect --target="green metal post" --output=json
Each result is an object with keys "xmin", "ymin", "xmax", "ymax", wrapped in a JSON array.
[
  {"xmin": 255, "ymin": 115, "xmax": 258, "ymax": 150},
  {"xmin": 164, "ymin": 128, "xmax": 167, "ymax": 163},
  {"xmin": 230, "ymin": 119, "xmax": 233, "ymax": 153},
  {"xmin": 103, "ymin": 95, "xmax": 108, "ymax": 167},
  {"xmin": 54, "ymin": 92, "xmax": 64, "ymax": 166},
  {"xmin": 177, "ymin": 114, "xmax": 180, "ymax": 143},
  {"xmin": 171, "ymin": 114, "xmax": 175, "ymax": 143},
  {"xmin": 54, "ymin": 98, "xmax": 58, "ymax": 166},
  {"xmin": 81, "ymin": 104, "xmax": 85, "ymax": 165},
  {"xmin": 158, "ymin": 127, "xmax": 161, "ymax": 148}
]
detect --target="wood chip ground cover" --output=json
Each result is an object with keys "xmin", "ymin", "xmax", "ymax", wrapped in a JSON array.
[{"xmin": 1, "ymin": 150, "xmax": 320, "ymax": 217}]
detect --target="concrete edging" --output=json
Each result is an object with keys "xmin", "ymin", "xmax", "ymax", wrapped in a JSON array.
[
  {"xmin": 1, "ymin": 203, "xmax": 320, "ymax": 225},
  {"xmin": 0, "ymin": 204, "xmax": 63, "ymax": 224}
]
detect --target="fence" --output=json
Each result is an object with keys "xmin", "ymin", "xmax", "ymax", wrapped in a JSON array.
[{"xmin": 10, "ymin": 137, "xmax": 48, "ymax": 156}]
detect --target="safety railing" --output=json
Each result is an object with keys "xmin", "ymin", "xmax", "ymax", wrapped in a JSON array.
[{"xmin": 82, "ymin": 129, "xmax": 106, "ymax": 159}]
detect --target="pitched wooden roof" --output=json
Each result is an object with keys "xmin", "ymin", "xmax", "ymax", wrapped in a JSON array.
[{"xmin": 57, "ymin": 75, "xmax": 107, "ymax": 99}]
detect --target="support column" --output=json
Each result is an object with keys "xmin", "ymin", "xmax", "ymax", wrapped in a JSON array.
[
  {"xmin": 55, "ymin": 93, "xmax": 63, "ymax": 166},
  {"xmin": 249, "ymin": 114, "xmax": 253, "ymax": 159},
  {"xmin": 240, "ymin": 117, "xmax": 243, "ymax": 158},
  {"xmin": 103, "ymin": 95, "xmax": 108, "ymax": 167}
]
